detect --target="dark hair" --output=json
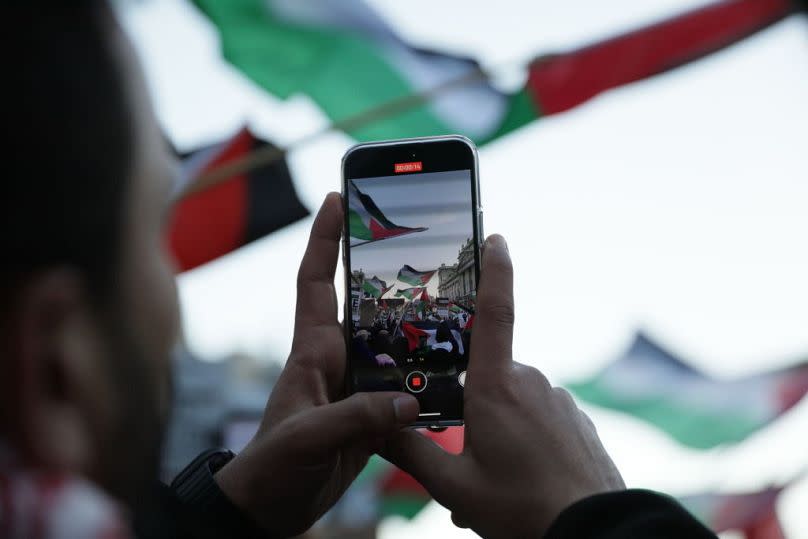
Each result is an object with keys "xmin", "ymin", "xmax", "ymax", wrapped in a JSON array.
[
  {"xmin": 436, "ymin": 321, "xmax": 452, "ymax": 343},
  {"xmin": 2, "ymin": 1, "xmax": 133, "ymax": 309}
]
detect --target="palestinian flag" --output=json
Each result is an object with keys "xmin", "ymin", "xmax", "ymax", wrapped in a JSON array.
[
  {"xmin": 680, "ymin": 485, "xmax": 786, "ymax": 539},
  {"xmin": 567, "ymin": 332, "xmax": 808, "ymax": 449},
  {"xmin": 348, "ymin": 181, "xmax": 427, "ymax": 247},
  {"xmin": 464, "ymin": 314, "xmax": 475, "ymax": 330},
  {"xmin": 379, "ymin": 427, "xmax": 464, "ymax": 519},
  {"xmin": 168, "ymin": 128, "xmax": 309, "ymax": 272},
  {"xmin": 397, "ymin": 264, "xmax": 437, "ymax": 286},
  {"xmin": 362, "ymin": 276, "xmax": 391, "ymax": 299},
  {"xmin": 394, "ymin": 287, "xmax": 426, "ymax": 301},
  {"xmin": 194, "ymin": 0, "xmax": 795, "ymax": 144},
  {"xmin": 400, "ymin": 322, "xmax": 464, "ymax": 354}
]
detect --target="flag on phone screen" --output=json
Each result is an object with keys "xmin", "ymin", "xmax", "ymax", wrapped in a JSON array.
[{"xmin": 348, "ymin": 181, "xmax": 427, "ymax": 247}]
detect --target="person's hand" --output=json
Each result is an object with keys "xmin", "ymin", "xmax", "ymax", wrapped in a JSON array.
[
  {"xmin": 214, "ymin": 193, "xmax": 420, "ymax": 537},
  {"xmin": 382, "ymin": 235, "xmax": 625, "ymax": 538}
]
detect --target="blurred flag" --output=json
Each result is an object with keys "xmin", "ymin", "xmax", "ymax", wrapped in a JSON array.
[
  {"xmin": 192, "ymin": 0, "xmax": 795, "ymax": 144},
  {"xmin": 567, "ymin": 332, "xmax": 808, "ymax": 449},
  {"xmin": 168, "ymin": 128, "xmax": 309, "ymax": 271},
  {"xmin": 348, "ymin": 181, "xmax": 427, "ymax": 247},
  {"xmin": 395, "ymin": 287, "xmax": 426, "ymax": 301},
  {"xmin": 680, "ymin": 485, "xmax": 786, "ymax": 539},
  {"xmin": 397, "ymin": 264, "xmax": 437, "ymax": 286},
  {"xmin": 362, "ymin": 276, "xmax": 391, "ymax": 298},
  {"xmin": 379, "ymin": 427, "xmax": 464, "ymax": 518},
  {"xmin": 370, "ymin": 428, "xmax": 797, "ymax": 528}
]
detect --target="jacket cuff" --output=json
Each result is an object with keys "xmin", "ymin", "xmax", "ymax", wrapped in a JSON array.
[{"xmin": 544, "ymin": 489, "xmax": 715, "ymax": 539}]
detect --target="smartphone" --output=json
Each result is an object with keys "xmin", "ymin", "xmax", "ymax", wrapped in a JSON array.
[{"xmin": 341, "ymin": 135, "xmax": 483, "ymax": 428}]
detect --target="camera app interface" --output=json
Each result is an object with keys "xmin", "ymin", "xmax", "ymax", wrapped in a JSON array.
[{"xmin": 347, "ymin": 167, "xmax": 477, "ymax": 420}]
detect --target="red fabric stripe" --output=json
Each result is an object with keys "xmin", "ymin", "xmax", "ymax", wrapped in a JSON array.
[
  {"xmin": 775, "ymin": 365, "xmax": 808, "ymax": 413},
  {"xmin": 168, "ymin": 130, "xmax": 252, "ymax": 272},
  {"xmin": 527, "ymin": 0, "xmax": 793, "ymax": 115},
  {"xmin": 401, "ymin": 322, "xmax": 429, "ymax": 352},
  {"xmin": 465, "ymin": 314, "xmax": 475, "ymax": 330},
  {"xmin": 369, "ymin": 219, "xmax": 415, "ymax": 240},
  {"xmin": 743, "ymin": 506, "xmax": 785, "ymax": 539}
]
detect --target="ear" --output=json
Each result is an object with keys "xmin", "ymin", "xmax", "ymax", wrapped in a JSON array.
[{"xmin": 0, "ymin": 268, "xmax": 110, "ymax": 474}]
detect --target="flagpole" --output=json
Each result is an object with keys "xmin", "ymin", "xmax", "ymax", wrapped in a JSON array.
[
  {"xmin": 177, "ymin": 66, "xmax": 497, "ymax": 200},
  {"xmin": 391, "ymin": 298, "xmax": 412, "ymax": 338}
]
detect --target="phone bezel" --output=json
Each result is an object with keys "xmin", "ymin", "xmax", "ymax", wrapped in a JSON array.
[{"xmin": 341, "ymin": 135, "xmax": 482, "ymax": 428}]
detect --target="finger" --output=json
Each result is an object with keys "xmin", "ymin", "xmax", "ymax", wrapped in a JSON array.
[
  {"xmin": 467, "ymin": 234, "xmax": 514, "ymax": 382},
  {"xmin": 294, "ymin": 193, "xmax": 343, "ymax": 329},
  {"xmin": 451, "ymin": 512, "xmax": 471, "ymax": 529},
  {"xmin": 380, "ymin": 429, "xmax": 458, "ymax": 505},
  {"xmin": 290, "ymin": 392, "xmax": 420, "ymax": 453}
]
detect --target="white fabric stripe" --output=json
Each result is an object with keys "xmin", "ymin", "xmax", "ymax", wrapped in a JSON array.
[
  {"xmin": 266, "ymin": 0, "xmax": 508, "ymax": 139},
  {"xmin": 598, "ymin": 354, "xmax": 779, "ymax": 421}
]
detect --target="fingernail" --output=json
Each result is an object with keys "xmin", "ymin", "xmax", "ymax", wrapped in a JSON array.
[
  {"xmin": 393, "ymin": 395, "xmax": 419, "ymax": 423},
  {"xmin": 485, "ymin": 234, "xmax": 508, "ymax": 253}
]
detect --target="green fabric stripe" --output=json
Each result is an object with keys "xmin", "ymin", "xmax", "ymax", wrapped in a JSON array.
[
  {"xmin": 354, "ymin": 454, "xmax": 392, "ymax": 487},
  {"xmin": 363, "ymin": 281, "xmax": 382, "ymax": 298},
  {"xmin": 193, "ymin": 0, "xmax": 543, "ymax": 143},
  {"xmin": 477, "ymin": 88, "xmax": 542, "ymax": 145},
  {"xmin": 348, "ymin": 209, "xmax": 373, "ymax": 240},
  {"xmin": 194, "ymin": 0, "xmax": 455, "ymax": 141},
  {"xmin": 380, "ymin": 494, "xmax": 430, "ymax": 520},
  {"xmin": 567, "ymin": 380, "xmax": 762, "ymax": 449}
]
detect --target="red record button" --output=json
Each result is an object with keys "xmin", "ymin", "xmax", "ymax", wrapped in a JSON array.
[{"xmin": 405, "ymin": 371, "xmax": 427, "ymax": 393}]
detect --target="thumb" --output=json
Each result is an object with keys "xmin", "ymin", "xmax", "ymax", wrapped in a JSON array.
[{"xmin": 290, "ymin": 392, "xmax": 420, "ymax": 452}]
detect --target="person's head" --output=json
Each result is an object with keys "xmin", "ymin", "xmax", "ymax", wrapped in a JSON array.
[
  {"xmin": 436, "ymin": 321, "xmax": 452, "ymax": 343},
  {"xmin": 0, "ymin": 2, "xmax": 179, "ymax": 505}
]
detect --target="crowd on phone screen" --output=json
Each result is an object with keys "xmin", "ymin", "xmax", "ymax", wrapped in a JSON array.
[{"xmin": 352, "ymin": 307, "xmax": 473, "ymax": 374}]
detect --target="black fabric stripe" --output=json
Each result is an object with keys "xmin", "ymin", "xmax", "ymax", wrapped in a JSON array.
[{"xmin": 244, "ymin": 138, "xmax": 310, "ymax": 243}]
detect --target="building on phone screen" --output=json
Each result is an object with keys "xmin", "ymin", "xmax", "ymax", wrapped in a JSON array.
[{"xmin": 437, "ymin": 238, "xmax": 476, "ymax": 304}]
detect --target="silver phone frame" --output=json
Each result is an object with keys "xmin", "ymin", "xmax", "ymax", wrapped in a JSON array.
[{"xmin": 340, "ymin": 135, "xmax": 483, "ymax": 429}]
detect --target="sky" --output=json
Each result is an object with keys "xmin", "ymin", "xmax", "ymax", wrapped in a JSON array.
[
  {"xmin": 117, "ymin": 0, "xmax": 808, "ymax": 536},
  {"xmin": 350, "ymin": 170, "xmax": 475, "ymax": 298}
]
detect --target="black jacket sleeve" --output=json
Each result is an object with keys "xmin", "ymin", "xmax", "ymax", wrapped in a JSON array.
[
  {"xmin": 545, "ymin": 489, "xmax": 717, "ymax": 539},
  {"xmin": 133, "ymin": 481, "xmax": 266, "ymax": 539}
]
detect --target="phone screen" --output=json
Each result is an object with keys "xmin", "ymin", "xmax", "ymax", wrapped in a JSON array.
[{"xmin": 343, "ymin": 137, "xmax": 480, "ymax": 425}]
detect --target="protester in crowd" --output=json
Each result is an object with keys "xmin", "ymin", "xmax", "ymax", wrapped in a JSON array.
[
  {"xmin": 0, "ymin": 2, "xmax": 717, "ymax": 538},
  {"xmin": 431, "ymin": 322, "xmax": 455, "ymax": 354}
]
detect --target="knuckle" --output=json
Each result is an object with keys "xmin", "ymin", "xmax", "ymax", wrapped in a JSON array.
[
  {"xmin": 356, "ymin": 392, "xmax": 376, "ymax": 418},
  {"xmin": 296, "ymin": 264, "xmax": 310, "ymax": 289},
  {"xmin": 355, "ymin": 392, "xmax": 387, "ymax": 428},
  {"xmin": 481, "ymin": 301, "xmax": 515, "ymax": 329},
  {"xmin": 580, "ymin": 409, "xmax": 598, "ymax": 432},
  {"xmin": 514, "ymin": 364, "xmax": 548, "ymax": 388},
  {"xmin": 552, "ymin": 386, "xmax": 573, "ymax": 402}
]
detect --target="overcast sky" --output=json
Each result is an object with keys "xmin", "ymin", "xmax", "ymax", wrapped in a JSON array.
[
  {"xmin": 118, "ymin": 0, "xmax": 808, "ymax": 535},
  {"xmin": 351, "ymin": 170, "xmax": 474, "ymax": 297}
]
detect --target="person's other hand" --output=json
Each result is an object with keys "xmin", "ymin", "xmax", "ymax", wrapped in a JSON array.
[
  {"xmin": 214, "ymin": 193, "xmax": 420, "ymax": 537},
  {"xmin": 383, "ymin": 235, "xmax": 625, "ymax": 538}
]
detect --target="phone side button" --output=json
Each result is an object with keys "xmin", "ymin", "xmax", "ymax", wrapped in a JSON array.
[{"xmin": 478, "ymin": 209, "xmax": 484, "ymax": 239}]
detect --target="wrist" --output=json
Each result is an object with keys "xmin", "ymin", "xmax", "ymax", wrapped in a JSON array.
[
  {"xmin": 213, "ymin": 448, "xmax": 282, "ymax": 537},
  {"xmin": 171, "ymin": 449, "xmax": 266, "ymax": 538}
]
